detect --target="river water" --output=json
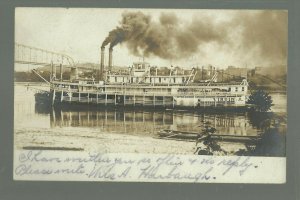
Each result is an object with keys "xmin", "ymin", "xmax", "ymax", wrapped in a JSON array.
[{"xmin": 14, "ymin": 84, "xmax": 287, "ymax": 155}]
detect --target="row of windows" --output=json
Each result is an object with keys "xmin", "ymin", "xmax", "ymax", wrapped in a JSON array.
[
  {"xmin": 218, "ymin": 98, "xmax": 235, "ymax": 102},
  {"xmin": 217, "ymin": 97, "xmax": 242, "ymax": 101},
  {"xmin": 228, "ymin": 87, "xmax": 245, "ymax": 92},
  {"xmin": 112, "ymin": 77, "xmax": 186, "ymax": 83}
]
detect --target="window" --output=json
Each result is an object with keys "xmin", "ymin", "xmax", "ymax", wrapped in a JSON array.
[
  {"xmin": 242, "ymin": 87, "xmax": 244, "ymax": 91},
  {"xmin": 159, "ymin": 78, "xmax": 161, "ymax": 83},
  {"xmin": 235, "ymin": 87, "xmax": 238, "ymax": 92}
]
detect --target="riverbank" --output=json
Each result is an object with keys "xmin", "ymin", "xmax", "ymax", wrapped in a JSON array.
[{"xmin": 14, "ymin": 127, "xmax": 196, "ymax": 154}]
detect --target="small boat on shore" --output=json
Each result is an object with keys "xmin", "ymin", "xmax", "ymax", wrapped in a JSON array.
[
  {"xmin": 158, "ymin": 129, "xmax": 203, "ymax": 140},
  {"xmin": 158, "ymin": 129, "xmax": 261, "ymax": 142}
]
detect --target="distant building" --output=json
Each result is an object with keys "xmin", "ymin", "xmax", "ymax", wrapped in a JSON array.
[
  {"xmin": 225, "ymin": 66, "xmax": 248, "ymax": 78},
  {"xmin": 253, "ymin": 67, "xmax": 264, "ymax": 75},
  {"xmin": 193, "ymin": 65, "xmax": 216, "ymax": 81}
]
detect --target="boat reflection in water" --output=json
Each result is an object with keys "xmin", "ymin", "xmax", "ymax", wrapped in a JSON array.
[
  {"xmin": 37, "ymin": 104, "xmax": 260, "ymax": 137},
  {"xmin": 34, "ymin": 103, "xmax": 285, "ymax": 156}
]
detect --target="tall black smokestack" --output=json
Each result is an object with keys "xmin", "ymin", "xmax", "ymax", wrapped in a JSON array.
[
  {"xmin": 100, "ymin": 46, "xmax": 105, "ymax": 81},
  {"xmin": 109, "ymin": 47, "xmax": 113, "ymax": 71}
]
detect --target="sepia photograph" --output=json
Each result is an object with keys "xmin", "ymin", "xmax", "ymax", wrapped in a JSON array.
[{"xmin": 13, "ymin": 8, "xmax": 287, "ymax": 183}]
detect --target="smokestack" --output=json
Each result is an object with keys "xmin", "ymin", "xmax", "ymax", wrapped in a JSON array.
[
  {"xmin": 109, "ymin": 47, "xmax": 113, "ymax": 71},
  {"xmin": 100, "ymin": 46, "xmax": 105, "ymax": 81}
]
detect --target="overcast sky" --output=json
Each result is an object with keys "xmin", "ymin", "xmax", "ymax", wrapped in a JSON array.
[{"xmin": 15, "ymin": 8, "xmax": 287, "ymax": 70}]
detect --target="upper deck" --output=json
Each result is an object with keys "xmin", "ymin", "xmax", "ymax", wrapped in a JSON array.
[
  {"xmin": 50, "ymin": 79, "xmax": 248, "ymax": 97},
  {"xmin": 49, "ymin": 60, "xmax": 248, "ymax": 98}
]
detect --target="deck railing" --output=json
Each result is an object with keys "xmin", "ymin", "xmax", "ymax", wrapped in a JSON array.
[
  {"xmin": 51, "ymin": 80, "xmax": 247, "ymax": 88},
  {"xmin": 51, "ymin": 86, "xmax": 246, "ymax": 97}
]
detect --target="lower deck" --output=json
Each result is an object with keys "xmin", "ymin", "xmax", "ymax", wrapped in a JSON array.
[{"xmin": 50, "ymin": 89, "xmax": 247, "ymax": 108}]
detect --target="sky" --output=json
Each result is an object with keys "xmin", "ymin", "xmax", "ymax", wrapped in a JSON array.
[{"xmin": 15, "ymin": 8, "xmax": 288, "ymax": 71}]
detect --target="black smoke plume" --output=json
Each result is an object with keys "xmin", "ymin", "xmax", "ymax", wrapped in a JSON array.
[{"xmin": 101, "ymin": 10, "xmax": 287, "ymax": 65}]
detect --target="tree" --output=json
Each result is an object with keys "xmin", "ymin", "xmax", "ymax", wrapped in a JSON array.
[
  {"xmin": 247, "ymin": 89, "xmax": 273, "ymax": 112},
  {"xmin": 195, "ymin": 122, "xmax": 227, "ymax": 155}
]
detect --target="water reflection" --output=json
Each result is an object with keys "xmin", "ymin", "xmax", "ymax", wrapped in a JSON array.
[
  {"xmin": 31, "ymin": 103, "xmax": 286, "ymax": 156},
  {"xmin": 32, "ymin": 103, "xmax": 271, "ymax": 137},
  {"xmin": 247, "ymin": 111, "xmax": 273, "ymax": 130}
]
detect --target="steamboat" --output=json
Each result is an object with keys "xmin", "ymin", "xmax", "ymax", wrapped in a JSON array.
[{"xmin": 37, "ymin": 47, "xmax": 249, "ymax": 109}]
